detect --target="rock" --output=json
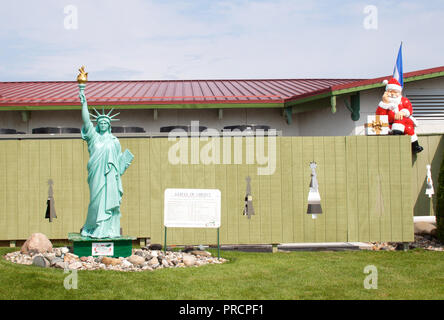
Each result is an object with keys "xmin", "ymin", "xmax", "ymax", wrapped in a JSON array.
[
  {"xmin": 128, "ymin": 255, "xmax": 145, "ymax": 266},
  {"xmin": 32, "ymin": 255, "xmax": 50, "ymax": 268},
  {"xmin": 55, "ymin": 261, "xmax": 67, "ymax": 269},
  {"xmin": 121, "ymin": 260, "xmax": 133, "ymax": 268},
  {"xmin": 4, "ymin": 247, "xmax": 229, "ymax": 272},
  {"xmin": 148, "ymin": 257, "xmax": 159, "ymax": 268},
  {"xmin": 161, "ymin": 259, "xmax": 169, "ymax": 267},
  {"xmin": 182, "ymin": 246, "xmax": 195, "ymax": 253},
  {"xmin": 21, "ymin": 233, "xmax": 53, "ymax": 254},
  {"xmin": 149, "ymin": 244, "xmax": 162, "ymax": 250},
  {"xmin": 424, "ymin": 234, "xmax": 433, "ymax": 241},
  {"xmin": 191, "ymin": 250, "xmax": 212, "ymax": 257},
  {"xmin": 431, "ymin": 228, "xmax": 438, "ymax": 238},
  {"xmin": 102, "ymin": 257, "xmax": 121, "ymax": 266},
  {"xmin": 44, "ymin": 252, "xmax": 56, "ymax": 261},
  {"xmin": 414, "ymin": 221, "xmax": 437, "ymax": 236},
  {"xmin": 134, "ymin": 250, "xmax": 145, "ymax": 257},
  {"xmin": 60, "ymin": 247, "xmax": 70, "ymax": 254},
  {"xmin": 183, "ymin": 254, "xmax": 196, "ymax": 267},
  {"xmin": 64, "ymin": 253, "xmax": 79, "ymax": 263},
  {"xmin": 53, "ymin": 248, "xmax": 62, "ymax": 257},
  {"xmin": 50, "ymin": 257, "xmax": 64, "ymax": 266},
  {"xmin": 68, "ymin": 261, "xmax": 82, "ymax": 270}
]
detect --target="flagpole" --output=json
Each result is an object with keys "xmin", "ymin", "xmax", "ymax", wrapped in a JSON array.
[{"xmin": 393, "ymin": 42, "xmax": 403, "ymax": 88}]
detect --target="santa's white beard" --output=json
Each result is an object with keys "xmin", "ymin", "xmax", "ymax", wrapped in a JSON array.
[{"xmin": 387, "ymin": 95, "xmax": 402, "ymax": 106}]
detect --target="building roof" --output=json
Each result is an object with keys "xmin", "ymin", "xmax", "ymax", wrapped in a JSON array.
[
  {"xmin": 0, "ymin": 66, "xmax": 443, "ymax": 111},
  {"xmin": 285, "ymin": 66, "xmax": 444, "ymax": 106},
  {"xmin": 0, "ymin": 79, "xmax": 359, "ymax": 110}
]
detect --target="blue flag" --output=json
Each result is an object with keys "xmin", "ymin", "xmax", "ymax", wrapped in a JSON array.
[{"xmin": 393, "ymin": 42, "xmax": 403, "ymax": 88}]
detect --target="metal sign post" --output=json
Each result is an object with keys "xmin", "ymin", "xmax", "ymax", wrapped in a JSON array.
[
  {"xmin": 163, "ymin": 188, "xmax": 222, "ymax": 259},
  {"xmin": 164, "ymin": 226, "xmax": 220, "ymax": 259}
]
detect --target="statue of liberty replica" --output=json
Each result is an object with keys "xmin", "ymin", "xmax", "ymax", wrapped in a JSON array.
[{"xmin": 77, "ymin": 66, "xmax": 134, "ymax": 239}]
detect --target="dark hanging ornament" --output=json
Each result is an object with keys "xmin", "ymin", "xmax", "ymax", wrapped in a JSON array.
[
  {"xmin": 45, "ymin": 179, "xmax": 57, "ymax": 222},
  {"xmin": 243, "ymin": 176, "xmax": 255, "ymax": 219}
]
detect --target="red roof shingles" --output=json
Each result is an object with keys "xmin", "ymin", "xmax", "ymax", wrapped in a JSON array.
[
  {"xmin": 0, "ymin": 79, "xmax": 359, "ymax": 107},
  {"xmin": 1, "ymin": 66, "xmax": 442, "ymax": 108}
]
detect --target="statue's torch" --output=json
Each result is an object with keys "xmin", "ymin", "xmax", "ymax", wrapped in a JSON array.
[{"xmin": 77, "ymin": 66, "xmax": 88, "ymax": 96}]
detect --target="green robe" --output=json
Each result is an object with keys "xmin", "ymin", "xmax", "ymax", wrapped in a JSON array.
[{"xmin": 80, "ymin": 122, "xmax": 130, "ymax": 238}]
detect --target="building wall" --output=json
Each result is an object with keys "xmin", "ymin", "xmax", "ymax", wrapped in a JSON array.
[
  {"xmin": 296, "ymin": 96, "xmax": 357, "ymax": 136},
  {"xmin": 355, "ymin": 88, "xmax": 385, "ymax": 135},
  {"xmin": 404, "ymin": 77, "xmax": 444, "ymax": 134},
  {"xmin": 0, "ymin": 108, "xmax": 300, "ymax": 136},
  {"xmin": 0, "ymin": 111, "xmax": 28, "ymax": 133},
  {"xmin": 294, "ymin": 77, "xmax": 444, "ymax": 137}
]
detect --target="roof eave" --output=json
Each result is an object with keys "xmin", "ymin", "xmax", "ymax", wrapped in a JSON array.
[
  {"xmin": 284, "ymin": 66, "xmax": 444, "ymax": 107},
  {"xmin": 0, "ymin": 101, "xmax": 285, "ymax": 111}
]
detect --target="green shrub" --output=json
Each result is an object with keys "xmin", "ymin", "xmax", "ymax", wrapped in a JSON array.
[{"xmin": 437, "ymin": 153, "xmax": 444, "ymax": 242}]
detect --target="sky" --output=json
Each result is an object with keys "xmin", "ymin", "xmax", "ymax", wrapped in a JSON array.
[{"xmin": 1, "ymin": 0, "xmax": 443, "ymax": 81}]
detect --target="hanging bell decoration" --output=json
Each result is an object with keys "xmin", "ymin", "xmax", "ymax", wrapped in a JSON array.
[
  {"xmin": 243, "ymin": 176, "xmax": 255, "ymax": 219},
  {"xmin": 307, "ymin": 162, "xmax": 322, "ymax": 219},
  {"xmin": 425, "ymin": 164, "xmax": 434, "ymax": 198}
]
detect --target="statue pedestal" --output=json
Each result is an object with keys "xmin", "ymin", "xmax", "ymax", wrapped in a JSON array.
[{"xmin": 68, "ymin": 233, "xmax": 136, "ymax": 258}]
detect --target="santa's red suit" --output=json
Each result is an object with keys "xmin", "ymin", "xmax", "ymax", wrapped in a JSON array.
[
  {"xmin": 376, "ymin": 96, "xmax": 417, "ymax": 141},
  {"xmin": 375, "ymin": 78, "xmax": 419, "ymax": 144}
]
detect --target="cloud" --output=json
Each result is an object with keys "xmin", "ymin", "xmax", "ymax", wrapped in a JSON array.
[{"xmin": 0, "ymin": 0, "xmax": 443, "ymax": 81}]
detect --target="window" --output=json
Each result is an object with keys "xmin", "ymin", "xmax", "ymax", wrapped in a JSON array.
[{"xmin": 406, "ymin": 89, "xmax": 444, "ymax": 120}]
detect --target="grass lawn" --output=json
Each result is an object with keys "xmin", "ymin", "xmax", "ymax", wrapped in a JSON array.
[{"xmin": 0, "ymin": 247, "xmax": 443, "ymax": 300}]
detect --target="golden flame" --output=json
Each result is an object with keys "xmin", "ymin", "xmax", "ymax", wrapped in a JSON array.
[{"xmin": 77, "ymin": 66, "xmax": 88, "ymax": 84}]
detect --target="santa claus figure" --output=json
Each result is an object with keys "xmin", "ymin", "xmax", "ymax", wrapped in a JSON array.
[{"xmin": 376, "ymin": 78, "xmax": 423, "ymax": 154}]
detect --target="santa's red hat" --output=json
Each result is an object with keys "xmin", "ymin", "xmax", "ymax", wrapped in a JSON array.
[{"xmin": 383, "ymin": 78, "xmax": 402, "ymax": 92}]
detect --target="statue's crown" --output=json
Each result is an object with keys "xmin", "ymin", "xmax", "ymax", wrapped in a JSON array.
[{"xmin": 90, "ymin": 108, "xmax": 120, "ymax": 122}]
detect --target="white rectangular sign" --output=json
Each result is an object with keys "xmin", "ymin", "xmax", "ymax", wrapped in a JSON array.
[
  {"xmin": 164, "ymin": 188, "xmax": 221, "ymax": 228},
  {"xmin": 92, "ymin": 242, "xmax": 114, "ymax": 256}
]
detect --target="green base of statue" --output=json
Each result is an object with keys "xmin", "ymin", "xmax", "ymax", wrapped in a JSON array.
[{"xmin": 68, "ymin": 233, "xmax": 136, "ymax": 258}]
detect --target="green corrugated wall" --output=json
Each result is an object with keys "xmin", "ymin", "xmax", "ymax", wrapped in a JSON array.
[{"xmin": 0, "ymin": 135, "xmax": 419, "ymax": 244}]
